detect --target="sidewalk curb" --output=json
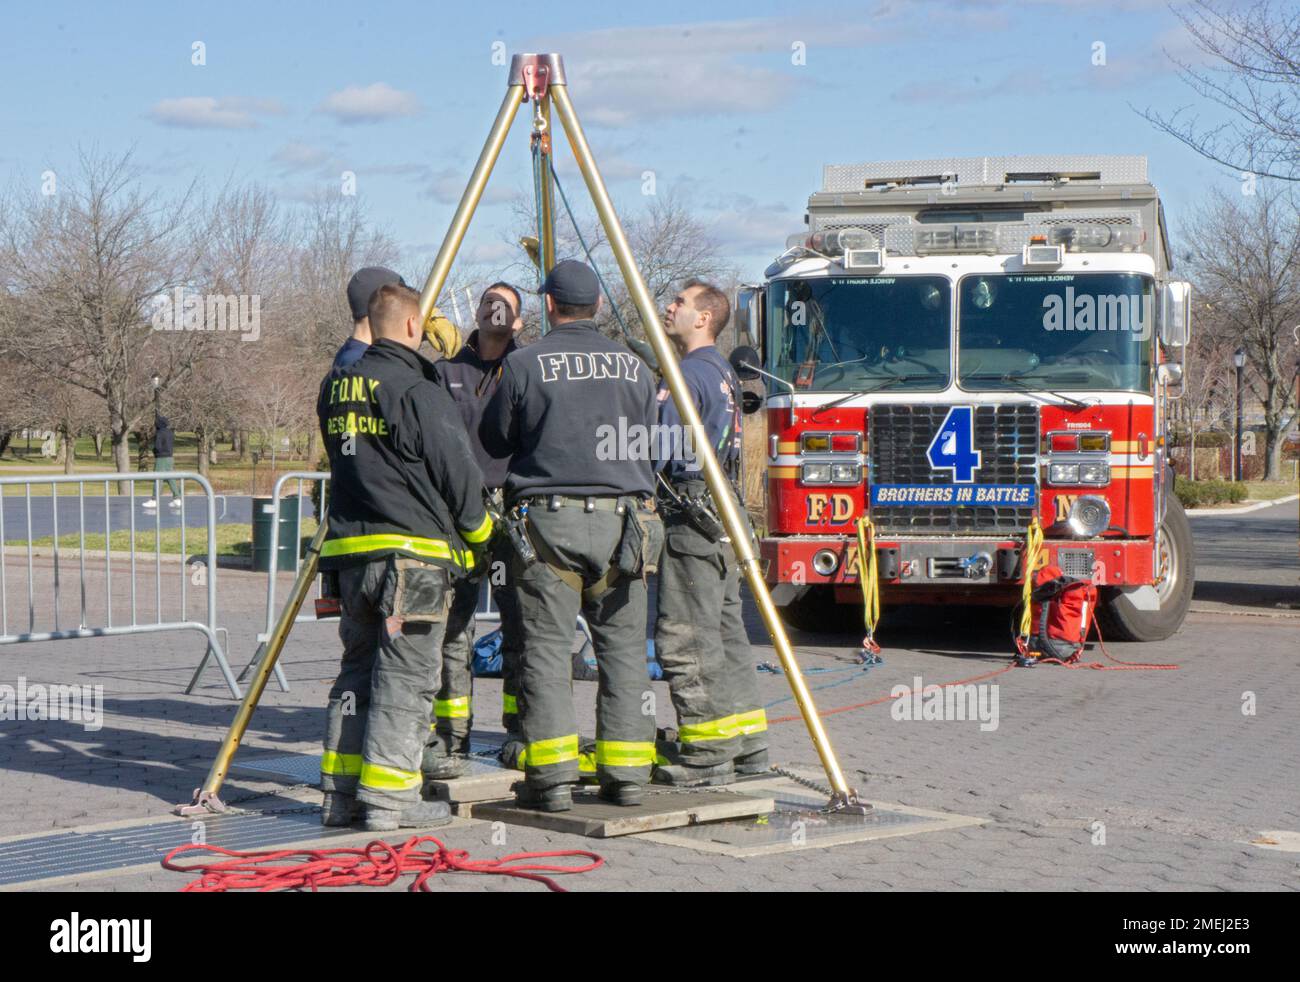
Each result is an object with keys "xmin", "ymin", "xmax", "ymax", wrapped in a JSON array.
[{"xmin": 1186, "ymin": 494, "xmax": 1298, "ymax": 517}]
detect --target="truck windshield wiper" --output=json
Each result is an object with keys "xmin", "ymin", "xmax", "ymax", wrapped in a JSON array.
[
  {"xmin": 811, "ymin": 375, "xmax": 921, "ymax": 417},
  {"xmin": 962, "ymin": 372, "xmax": 1087, "ymax": 411}
]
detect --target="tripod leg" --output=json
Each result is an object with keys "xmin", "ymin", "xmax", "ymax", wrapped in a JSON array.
[
  {"xmin": 418, "ymin": 84, "xmax": 526, "ymax": 324},
  {"xmin": 549, "ymin": 84, "xmax": 865, "ymax": 813},
  {"xmin": 175, "ymin": 519, "xmax": 330, "ymax": 815}
]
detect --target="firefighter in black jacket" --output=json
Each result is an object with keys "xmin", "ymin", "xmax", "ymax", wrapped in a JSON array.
[
  {"xmin": 317, "ymin": 282, "xmax": 493, "ymax": 832},
  {"xmin": 422, "ymin": 282, "xmax": 524, "ymax": 781},
  {"xmin": 481, "ymin": 260, "xmax": 659, "ymax": 813}
]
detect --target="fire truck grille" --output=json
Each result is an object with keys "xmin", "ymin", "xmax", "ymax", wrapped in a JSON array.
[{"xmin": 869, "ymin": 404, "xmax": 1039, "ymax": 533}]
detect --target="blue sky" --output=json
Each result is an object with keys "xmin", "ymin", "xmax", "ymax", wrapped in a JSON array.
[{"xmin": 0, "ymin": 0, "xmax": 1240, "ymax": 286}]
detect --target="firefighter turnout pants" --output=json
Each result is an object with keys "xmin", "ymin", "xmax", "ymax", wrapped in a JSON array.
[
  {"xmin": 654, "ymin": 497, "xmax": 768, "ymax": 766},
  {"xmin": 321, "ymin": 556, "xmax": 451, "ymax": 809},
  {"xmin": 426, "ymin": 535, "xmax": 524, "ymax": 766},
  {"xmin": 513, "ymin": 500, "xmax": 655, "ymax": 790}
]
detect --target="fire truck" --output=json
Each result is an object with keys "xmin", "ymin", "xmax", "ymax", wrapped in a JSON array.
[{"xmin": 731, "ymin": 155, "xmax": 1194, "ymax": 641}]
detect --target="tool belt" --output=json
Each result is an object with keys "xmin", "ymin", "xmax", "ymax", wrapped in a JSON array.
[
  {"xmin": 660, "ymin": 479, "xmax": 726, "ymax": 543},
  {"xmin": 515, "ymin": 495, "xmax": 662, "ymax": 599}
]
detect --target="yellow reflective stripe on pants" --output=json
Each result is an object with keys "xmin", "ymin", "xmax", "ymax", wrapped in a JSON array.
[
  {"xmin": 735, "ymin": 709, "xmax": 768, "ymax": 735},
  {"xmin": 359, "ymin": 761, "xmax": 422, "ymax": 792},
  {"xmin": 678, "ymin": 714, "xmax": 739, "ymax": 744},
  {"xmin": 502, "ymin": 693, "xmax": 518, "ymax": 715},
  {"xmin": 461, "ymin": 512, "xmax": 494, "ymax": 544},
  {"xmin": 321, "ymin": 533, "xmax": 472, "ymax": 568},
  {"xmin": 435, "ymin": 696, "xmax": 471, "ymax": 719},
  {"xmin": 321, "ymin": 750, "xmax": 362, "ymax": 776},
  {"xmin": 525, "ymin": 734, "xmax": 579, "ymax": 767},
  {"xmin": 578, "ymin": 750, "xmax": 596, "ymax": 774},
  {"xmin": 594, "ymin": 740, "xmax": 655, "ymax": 768}
]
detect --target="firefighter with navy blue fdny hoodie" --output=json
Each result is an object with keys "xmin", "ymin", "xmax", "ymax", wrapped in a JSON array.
[
  {"xmin": 480, "ymin": 260, "xmax": 659, "ymax": 813},
  {"xmin": 652, "ymin": 279, "xmax": 769, "ymax": 786},
  {"xmin": 316, "ymin": 282, "xmax": 493, "ymax": 832},
  {"xmin": 421, "ymin": 282, "xmax": 525, "ymax": 781}
]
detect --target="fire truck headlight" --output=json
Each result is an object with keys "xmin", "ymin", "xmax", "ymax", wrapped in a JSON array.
[
  {"xmin": 801, "ymin": 462, "xmax": 832, "ymax": 484},
  {"xmin": 830, "ymin": 463, "xmax": 862, "ymax": 484},
  {"xmin": 1068, "ymin": 495, "xmax": 1111, "ymax": 538},
  {"xmin": 1079, "ymin": 462, "xmax": 1110, "ymax": 485},
  {"xmin": 1049, "ymin": 462, "xmax": 1080, "ymax": 485}
]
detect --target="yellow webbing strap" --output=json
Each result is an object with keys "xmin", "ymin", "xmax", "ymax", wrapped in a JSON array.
[
  {"xmin": 855, "ymin": 515, "xmax": 881, "ymax": 651},
  {"xmin": 1019, "ymin": 517, "xmax": 1045, "ymax": 641}
]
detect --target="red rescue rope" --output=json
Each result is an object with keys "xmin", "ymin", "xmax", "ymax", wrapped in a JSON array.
[
  {"xmin": 1032, "ymin": 618, "xmax": 1180, "ymax": 671},
  {"xmin": 162, "ymin": 835, "xmax": 604, "ymax": 893}
]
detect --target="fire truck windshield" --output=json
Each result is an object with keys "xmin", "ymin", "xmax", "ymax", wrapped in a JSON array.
[
  {"xmin": 958, "ymin": 272, "xmax": 1154, "ymax": 393},
  {"xmin": 767, "ymin": 275, "xmax": 951, "ymax": 392}
]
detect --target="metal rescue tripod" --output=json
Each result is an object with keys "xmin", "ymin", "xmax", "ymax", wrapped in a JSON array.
[{"xmin": 178, "ymin": 53, "xmax": 868, "ymax": 817}]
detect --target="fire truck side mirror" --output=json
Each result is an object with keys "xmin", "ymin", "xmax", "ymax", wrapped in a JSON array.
[
  {"xmin": 740, "ymin": 390, "xmax": 764, "ymax": 415},
  {"xmin": 733, "ymin": 286, "xmax": 765, "ymax": 358},
  {"xmin": 1160, "ymin": 281, "xmax": 1191, "ymax": 348},
  {"xmin": 730, "ymin": 345, "xmax": 762, "ymax": 382}
]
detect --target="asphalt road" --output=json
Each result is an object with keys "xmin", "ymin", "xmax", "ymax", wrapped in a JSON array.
[
  {"xmin": 1188, "ymin": 499, "xmax": 1300, "ymax": 611},
  {"xmin": 1, "ymin": 493, "xmax": 319, "ymax": 542}
]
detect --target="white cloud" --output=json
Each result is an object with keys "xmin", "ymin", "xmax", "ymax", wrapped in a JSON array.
[
  {"xmin": 272, "ymin": 142, "xmax": 332, "ymax": 171},
  {"xmin": 318, "ymin": 83, "xmax": 421, "ymax": 124},
  {"xmin": 423, "ymin": 167, "xmax": 516, "ymax": 205},
  {"xmin": 148, "ymin": 96, "xmax": 284, "ymax": 129}
]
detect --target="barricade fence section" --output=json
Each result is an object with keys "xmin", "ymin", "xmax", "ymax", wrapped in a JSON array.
[{"xmin": 0, "ymin": 472, "xmax": 238, "ymax": 698}]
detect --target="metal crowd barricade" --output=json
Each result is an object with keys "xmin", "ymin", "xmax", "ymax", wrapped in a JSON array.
[
  {"xmin": 243, "ymin": 472, "xmax": 330, "ymax": 693},
  {"xmin": 0, "ymin": 472, "xmax": 239, "ymax": 698}
]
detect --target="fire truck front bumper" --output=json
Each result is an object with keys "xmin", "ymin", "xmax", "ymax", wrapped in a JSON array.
[{"xmin": 761, "ymin": 535, "xmax": 1156, "ymax": 604}]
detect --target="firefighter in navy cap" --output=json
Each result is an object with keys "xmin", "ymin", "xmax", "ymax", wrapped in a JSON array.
[
  {"xmin": 317, "ymin": 282, "xmax": 493, "ymax": 832},
  {"xmin": 335, "ymin": 266, "xmax": 408, "ymax": 370},
  {"xmin": 480, "ymin": 260, "xmax": 660, "ymax": 812}
]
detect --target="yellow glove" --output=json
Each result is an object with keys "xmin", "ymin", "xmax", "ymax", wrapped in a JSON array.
[{"xmin": 423, "ymin": 306, "xmax": 462, "ymax": 359}]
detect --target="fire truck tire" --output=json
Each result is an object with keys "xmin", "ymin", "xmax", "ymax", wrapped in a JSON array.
[
  {"xmin": 1097, "ymin": 496, "xmax": 1195, "ymax": 642},
  {"xmin": 776, "ymin": 586, "xmax": 862, "ymax": 636}
]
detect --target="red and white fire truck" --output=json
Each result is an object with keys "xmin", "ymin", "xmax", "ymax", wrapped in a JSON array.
[{"xmin": 732, "ymin": 155, "xmax": 1194, "ymax": 641}]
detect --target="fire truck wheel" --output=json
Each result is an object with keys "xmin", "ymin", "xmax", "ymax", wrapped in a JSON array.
[
  {"xmin": 777, "ymin": 586, "xmax": 862, "ymax": 636},
  {"xmin": 1097, "ymin": 495, "xmax": 1195, "ymax": 642}
]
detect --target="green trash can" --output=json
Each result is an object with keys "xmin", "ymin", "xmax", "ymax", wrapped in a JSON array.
[{"xmin": 252, "ymin": 495, "xmax": 303, "ymax": 572}]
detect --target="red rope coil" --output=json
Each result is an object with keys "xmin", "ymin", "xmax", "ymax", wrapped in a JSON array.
[{"xmin": 162, "ymin": 835, "xmax": 604, "ymax": 893}]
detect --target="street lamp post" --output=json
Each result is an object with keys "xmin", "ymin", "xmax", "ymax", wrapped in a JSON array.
[{"xmin": 1233, "ymin": 348, "xmax": 1246, "ymax": 482}]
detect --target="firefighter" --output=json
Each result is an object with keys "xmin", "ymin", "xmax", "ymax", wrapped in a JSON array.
[
  {"xmin": 652, "ymin": 279, "xmax": 769, "ymax": 785},
  {"xmin": 317, "ymin": 282, "xmax": 494, "ymax": 832},
  {"xmin": 335, "ymin": 266, "xmax": 409, "ymax": 370},
  {"xmin": 480, "ymin": 260, "xmax": 659, "ymax": 812},
  {"xmin": 422, "ymin": 282, "xmax": 526, "ymax": 781}
]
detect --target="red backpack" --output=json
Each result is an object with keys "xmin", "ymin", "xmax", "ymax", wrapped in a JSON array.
[{"xmin": 1027, "ymin": 564, "xmax": 1098, "ymax": 662}]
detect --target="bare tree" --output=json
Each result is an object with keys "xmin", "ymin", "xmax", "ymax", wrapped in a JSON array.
[
  {"xmin": 0, "ymin": 150, "xmax": 208, "ymax": 488},
  {"xmin": 1183, "ymin": 186, "xmax": 1300, "ymax": 478},
  {"xmin": 1143, "ymin": 1, "xmax": 1300, "ymax": 182}
]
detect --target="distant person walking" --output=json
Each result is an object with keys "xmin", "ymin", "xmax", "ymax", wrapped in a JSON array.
[{"xmin": 143, "ymin": 414, "xmax": 182, "ymax": 509}]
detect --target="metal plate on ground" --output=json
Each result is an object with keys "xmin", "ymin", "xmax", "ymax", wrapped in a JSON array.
[
  {"xmin": 473, "ymin": 788, "xmax": 774, "ymax": 838},
  {"xmin": 0, "ymin": 804, "xmax": 356, "ymax": 889},
  {"xmin": 639, "ymin": 779, "xmax": 986, "ymax": 857}
]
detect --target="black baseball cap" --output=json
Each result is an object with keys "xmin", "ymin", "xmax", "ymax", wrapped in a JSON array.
[
  {"xmin": 347, "ymin": 266, "xmax": 408, "ymax": 321},
  {"xmin": 539, "ymin": 259, "xmax": 600, "ymax": 307}
]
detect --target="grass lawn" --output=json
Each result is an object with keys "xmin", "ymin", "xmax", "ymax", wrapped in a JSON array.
[
  {"xmin": 1244, "ymin": 480, "xmax": 1300, "ymax": 501},
  {"xmin": 6, "ymin": 519, "xmax": 319, "ymax": 558}
]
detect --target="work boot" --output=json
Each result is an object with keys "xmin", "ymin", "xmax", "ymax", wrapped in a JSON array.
[
  {"xmin": 514, "ymin": 781, "xmax": 573, "ymax": 812},
  {"xmin": 320, "ymin": 791, "xmax": 362, "ymax": 827},
  {"xmin": 363, "ymin": 799, "xmax": 452, "ymax": 833},
  {"xmin": 652, "ymin": 760, "xmax": 736, "ymax": 787},
  {"xmin": 597, "ymin": 781, "xmax": 643, "ymax": 807},
  {"xmin": 422, "ymin": 745, "xmax": 469, "ymax": 780},
  {"xmin": 733, "ymin": 748, "xmax": 770, "ymax": 776}
]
